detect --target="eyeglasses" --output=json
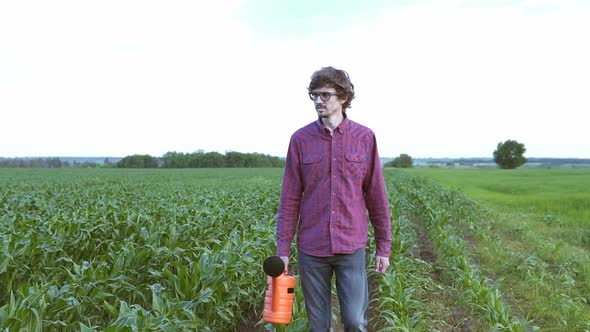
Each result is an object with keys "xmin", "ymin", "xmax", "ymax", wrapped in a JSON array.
[{"xmin": 308, "ymin": 91, "xmax": 339, "ymax": 102}]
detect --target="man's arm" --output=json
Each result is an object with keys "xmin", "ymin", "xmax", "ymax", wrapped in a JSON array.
[
  {"xmin": 276, "ymin": 137, "xmax": 303, "ymax": 258},
  {"xmin": 363, "ymin": 134, "xmax": 392, "ymax": 262}
]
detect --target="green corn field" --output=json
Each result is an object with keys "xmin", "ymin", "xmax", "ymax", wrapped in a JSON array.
[{"xmin": 1, "ymin": 168, "xmax": 589, "ymax": 331}]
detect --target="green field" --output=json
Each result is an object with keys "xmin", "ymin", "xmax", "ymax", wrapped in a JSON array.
[
  {"xmin": 1, "ymin": 168, "xmax": 589, "ymax": 331},
  {"xmin": 390, "ymin": 168, "xmax": 590, "ymax": 330},
  {"xmin": 407, "ymin": 168, "xmax": 590, "ymax": 227}
]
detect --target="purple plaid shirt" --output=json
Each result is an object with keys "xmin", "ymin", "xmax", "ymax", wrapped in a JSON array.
[{"xmin": 277, "ymin": 116, "xmax": 392, "ymax": 257}]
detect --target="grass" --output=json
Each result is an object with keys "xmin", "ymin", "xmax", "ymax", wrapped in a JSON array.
[
  {"xmin": 406, "ymin": 168, "xmax": 590, "ymax": 226},
  {"xmin": 396, "ymin": 168, "xmax": 590, "ymax": 330}
]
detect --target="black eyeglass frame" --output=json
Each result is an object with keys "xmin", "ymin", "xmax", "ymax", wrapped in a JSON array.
[{"xmin": 308, "ymin": 91, "xmax": 340, "ymax": 102}]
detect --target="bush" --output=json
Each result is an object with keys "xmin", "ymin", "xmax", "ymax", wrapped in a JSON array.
[{"xmin": 385, "ymin": 154, "xmax": 413, "ymax": 168}]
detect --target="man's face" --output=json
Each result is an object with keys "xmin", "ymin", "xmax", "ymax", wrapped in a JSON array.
[{"xmin": 309, "ymin": 86, "xmax": 345, "ymax": 119}]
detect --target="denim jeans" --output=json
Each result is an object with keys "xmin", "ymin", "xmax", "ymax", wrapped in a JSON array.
[{"xmin": 298, "ymin": 248, "xmax": 368, "ymax": 332}]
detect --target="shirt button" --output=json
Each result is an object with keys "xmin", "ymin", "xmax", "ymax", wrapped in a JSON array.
[{"xmin": 332, "ymin": 210, "xmax": 336, "ymax": 214}]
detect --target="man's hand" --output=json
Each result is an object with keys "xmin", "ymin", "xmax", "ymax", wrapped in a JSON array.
[
  {"xmin": 280, "ymin": 256, "xmax": 289, "ymax": 274},
  {"xmin": 375, "ymin": 255, "xmax": 390, "ymax": 274}
]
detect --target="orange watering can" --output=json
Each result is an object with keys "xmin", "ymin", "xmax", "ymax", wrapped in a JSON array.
[{"xmin": 263, "ymin": 256, "xmax": 295, "ymax": 324}]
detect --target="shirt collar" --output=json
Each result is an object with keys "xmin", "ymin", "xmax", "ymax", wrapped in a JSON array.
[{"xmin": 315, "ymin": 113, "xmax": 349, "ymax": 135}]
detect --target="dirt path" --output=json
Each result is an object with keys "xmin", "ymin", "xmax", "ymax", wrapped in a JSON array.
[{"xmin": 412, "ymin": 219, "xmax": 475, "ymax": 331}]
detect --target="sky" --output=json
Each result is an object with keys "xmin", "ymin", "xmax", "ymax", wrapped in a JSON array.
[{"xmin": 1, "ymin": 0, "xmax": 589, "ymax": 159}]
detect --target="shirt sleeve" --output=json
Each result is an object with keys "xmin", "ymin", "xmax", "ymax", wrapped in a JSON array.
[
  {"xmin": 363, "ymin": 134, "xmax": 392, "ymax": 257},
  {"xmin": 276, "ymin": 136, "xmax": 303, "ymax": 257}
]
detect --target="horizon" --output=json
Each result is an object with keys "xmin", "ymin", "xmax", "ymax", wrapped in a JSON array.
[{"xmin": 3, "ymin": 153, "xmax": 590, "ymax": 161}]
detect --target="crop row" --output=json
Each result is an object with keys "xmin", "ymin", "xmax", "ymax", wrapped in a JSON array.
[{"xmin": 371, "ymin": 171, "xmax": 539, "ymax": 331}]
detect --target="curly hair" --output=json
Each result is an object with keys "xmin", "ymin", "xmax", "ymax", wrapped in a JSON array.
[{"xmin": 308, "ymin": 66, "xmax": 356, "ymax": 111}]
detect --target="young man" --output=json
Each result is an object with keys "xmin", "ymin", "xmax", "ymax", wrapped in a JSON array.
[{"xmin": 276, "ymin": 66, "xmax": 392, "ymax": 331}]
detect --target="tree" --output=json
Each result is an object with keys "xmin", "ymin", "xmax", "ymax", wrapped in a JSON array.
[
  {"xmin": 203, "ymin": 152, "xmax": 225, "ymax": 167},
  {"xmin": 117, "ymin": 154, "xmax": 159, "ymax": 168},
  {"xmin": 156, "ymin": 150, "xmax": 284, "ymax": 168},
  {"xmin": 493, "ymin": 139, "xmax": 527, "ymax": 169},
  {"xmin": 385, "ymin": 154, "xmax": 413, "ymax": 168}
]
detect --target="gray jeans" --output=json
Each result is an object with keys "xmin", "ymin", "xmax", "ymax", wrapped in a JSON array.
[{"xmin": 298, "ymin": 248, "xmax": 368, "ymax": 332}]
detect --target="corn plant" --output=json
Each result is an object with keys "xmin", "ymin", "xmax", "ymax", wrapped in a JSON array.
[
  {"xmin": 385, "ymin": 172, "xmax": 536, "ymax": 331},
  {"xmin": 0, "ymin": 169, "xmax": 284, "ymax": 331}
]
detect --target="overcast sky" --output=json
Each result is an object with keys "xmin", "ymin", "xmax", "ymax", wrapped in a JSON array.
[{"xmin": 1, "ymin": 0, "xmax": 589, "ymax": 158}]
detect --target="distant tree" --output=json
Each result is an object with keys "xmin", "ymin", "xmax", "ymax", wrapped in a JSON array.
[
  {"xmin": 226, "ymin": 151, "xmax": 246, "ymax": 167},
  {"xmin": 152, "ymin": 150, "xmax": 284, "ymax": 168},
  {"xmin": 117, "ymin": 154, "xmax": 159, "ymax": 168},
  {"xmin": 385, "ymin": 154, "xmax": 413, "ymax": 168},
  {"xmin": 101, "ymin": 158, "xmax": 114, "ymax": 168},
  {"xmin": 162, "ymin": 152, "xmax": 181, "ymax": 168},
  {"xmin": 80, "ymin": 161, "xmax": 99, "ymax": 168},
  {"xmin": 493, "ymin": 139, "xmax": 527, "ymax": 169},
  {"xmin": 0, "ymin": 157, "xmax": 71, "ymax": 168},
  {"xmin": 203, "ymin": 152, "xmax": 225, "ymax": 167}
]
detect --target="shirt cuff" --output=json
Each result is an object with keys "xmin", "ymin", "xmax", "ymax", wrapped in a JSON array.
[
  {"xmin": 376, "ymin": 251, "xmax": 390, "ymax": 258},
  {"xmin": 277, "ymin": 241, "xmax": 290, "ymax": 257},
  {"xmin": 376, "ymin": 244, "xmax": 391, "ymax": 258}
]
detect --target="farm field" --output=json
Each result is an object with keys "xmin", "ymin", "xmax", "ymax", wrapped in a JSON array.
[
  {"xmin": 1, "ymin": 168, "xmax": 589, "ymax": 331},
  {"xmin": 395, "ymin": 168, "xmax": 590, "ymax": 330},
  {"xmin": 406, "ymin": 168, "xmax": 590, "ymax": 228}
]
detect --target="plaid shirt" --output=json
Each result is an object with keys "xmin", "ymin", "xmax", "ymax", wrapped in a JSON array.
[{"xmin": 277, "ymin": 116, "xmax": 392, "ymax": 257}]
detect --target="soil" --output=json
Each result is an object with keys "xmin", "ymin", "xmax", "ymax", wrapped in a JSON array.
[
  {"xmin": 412, "ymin": 220, "xmax": 441, "ymax": 277},
  {"xmin": 367, "ymin": 272, "xmax": 386, "ymax": 331},
  {"xmin": 236, "ymin": 306, "xmax": 265, "ymax": 331},
  {"xmin": 413, "ymin": 220, "xmax": 475, "ymax": 332}
]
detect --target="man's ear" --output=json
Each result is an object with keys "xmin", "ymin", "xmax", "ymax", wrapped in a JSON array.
[{"xmin": 338, "ymin": 96, "xmax": 347, "ymax": 108}]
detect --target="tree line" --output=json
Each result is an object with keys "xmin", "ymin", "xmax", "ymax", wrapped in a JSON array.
[
  {"xmin": 0, "ymin": 157, "xmax": 109, "ymax": 168},
  {"xmin": 0, "ymin": 151, "xmax": 285, "ymax": 168},
  {"xmin": 118, "ymin": 151, "xmax": 285, "ymax": 168},
  {"xmin": 1, "ymin": 139, "xmax": 535, "ymax": 169}
]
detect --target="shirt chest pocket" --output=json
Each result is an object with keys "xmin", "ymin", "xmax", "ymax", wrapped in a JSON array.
[
  {"xmin": 302, "ymin": 153, "xmax": 324, "ymax": 184},
  {"xmin": 345, "ymin": 152, "xmax": 367, "ymax": 180}
]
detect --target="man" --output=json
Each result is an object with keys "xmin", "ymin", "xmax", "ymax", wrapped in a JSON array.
[{"xmin": 276, "ymin": 66, "xmax": 392, "ymax": 331}]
